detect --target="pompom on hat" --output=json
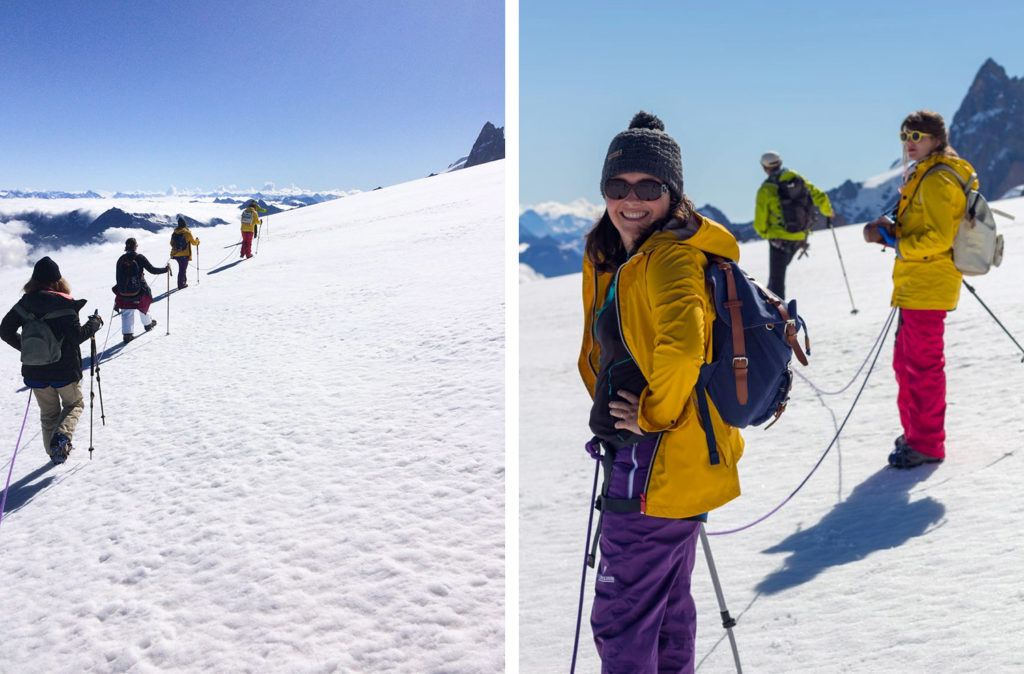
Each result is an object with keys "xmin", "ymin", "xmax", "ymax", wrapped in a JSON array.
[
  {"xmin": 601, "ymin": 111, "xmax": 683, "ymax": 202},
  {"xmin": 31, "ymin": 256, "xmax": 61, "ymax": 284}
]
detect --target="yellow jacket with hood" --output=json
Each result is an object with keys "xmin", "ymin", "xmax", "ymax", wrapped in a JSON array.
[
  {"xmin": 578, "ymin": 213, "xmax": 745, "ymax": 519},
  {"xmin": 170, "ymin": 226, "xmax": 199, "ymax": 260},
  {"xmin": 241, "ymin": 206, "xmax": 262, "ymax": 234},
  {"xmin": 891, "ymin": 153, "xmax": 976, "ymax": 310}
]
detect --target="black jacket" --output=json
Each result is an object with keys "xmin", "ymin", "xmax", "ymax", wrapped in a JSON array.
[
  {"xmin": 115, "ymin": 251, "xmax": 167, "ymax": 298},
  {"xmin": 0, "ymin": 291, "xmax": 102, "ymax": 383}
]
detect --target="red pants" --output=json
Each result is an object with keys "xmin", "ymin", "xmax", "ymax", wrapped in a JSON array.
[
  {"xmin": 240, "ymin": 231, "xmax": 254, "ymax": 257},
  {"xmin": 893, "ymin": 309, "xmax": 947, "ymax": 459}
]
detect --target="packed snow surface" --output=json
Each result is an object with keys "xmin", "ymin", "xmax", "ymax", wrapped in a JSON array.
[
  {"xmin": 521, "ymin": 197, "xmax": 1024, "ymax": 672},
  {"xmin": 0, "ymin": 161, "xmax": 504, "ymax": 672}
]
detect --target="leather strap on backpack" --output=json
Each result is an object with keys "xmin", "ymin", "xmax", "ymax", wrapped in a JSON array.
[{"xmin": 716, "ymin": 260, "xmax": 749, "ymax": 405}]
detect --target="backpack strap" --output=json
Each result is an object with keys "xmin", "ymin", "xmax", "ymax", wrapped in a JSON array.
[
  {"xmin": 715, "ymin": 260, "xmax": 749, "ymax": 405},
  {"xmin": 12, "ymin": 305, "xmax": 76, "ymax": 323}
]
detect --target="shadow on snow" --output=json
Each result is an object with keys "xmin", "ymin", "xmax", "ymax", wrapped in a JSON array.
[
  {"xmin": 755, "ymin": 465, "xmax": 946, "ymax": 595},
  {"xmin": 1, "ymin": 462, "xmax": 58, "ymax": 517}
]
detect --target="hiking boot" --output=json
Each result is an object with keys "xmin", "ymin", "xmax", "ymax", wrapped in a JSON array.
[
  {"xmin": 888, "ymin": 443, "xmax": 943, "ymax": 469},
  {"xmin": 123, "ymin": 333, "xmax": 134, "ymax": 344},
  {"xmin": 145, "ymin": 320, "xmax": 157, "ymax": 332},
  {"xmin": 48, "ymin": 433, "xmax": 72, "ymax": 465}
]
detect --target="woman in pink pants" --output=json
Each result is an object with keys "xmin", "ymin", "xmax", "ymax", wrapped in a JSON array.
[{"xmin": 864, "ymin": 110, "xmax": 978, "ymax": 468}]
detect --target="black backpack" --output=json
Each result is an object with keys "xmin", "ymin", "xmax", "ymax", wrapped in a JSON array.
[
  {"xmin": 770, "ymin": 173, "xmax": 816, "ymax": 233},
  {"xmin": 12, "ymin": 305, "xmax": 76, "ymax": 366},
  {"xmin": 171, "ymin": 230, "xmax": 188, "ymax": 253},
  {"xmin": 116, "ymin": 253, "xmax": 143, "ymax": 295}
]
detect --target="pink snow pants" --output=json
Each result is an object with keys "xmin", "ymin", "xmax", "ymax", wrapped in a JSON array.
[{"xmin": 893, "ymin": 308, "xmax": 947, "ymax": 459}]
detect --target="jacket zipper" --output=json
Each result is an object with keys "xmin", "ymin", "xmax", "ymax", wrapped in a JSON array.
[{"xmin": 610, "ymin": 251, "xmax": 661, "ymax": 514}]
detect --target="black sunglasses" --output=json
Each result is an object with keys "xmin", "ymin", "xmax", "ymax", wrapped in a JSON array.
[{"xmin": 603, "ymin": 178, "xmax": 669, "ymax": 201}]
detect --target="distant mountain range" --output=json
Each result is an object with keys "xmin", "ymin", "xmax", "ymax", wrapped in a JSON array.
[
  {"xmin": 522, "ymin": 58, "xmax": 1024, "ymax": 279},
  {"xmin": 2, "ymin": 123, "xmax": 503, "ymax": 260}
]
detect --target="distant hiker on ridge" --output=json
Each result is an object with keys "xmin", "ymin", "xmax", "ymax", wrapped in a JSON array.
[
  {"xmin": 753, "ymin": 151, "xmax": 834, "ymax": 299},
  {"xmin": 113, "ymin": 237, "xmax": 169, "ymax": 343},
  {"xmin": 863, "ymin": 110, "xmax": 977, "ymax": 469},
  {"xmin": 170, "ymin": 215, "xmax": 200, "ymax": 289},
  {"xmin": 0, "ymin": 257, "xmax": 103, "ymax": 464},
  {"xmin": 240, "ymin": 199, "xmax": 264, "ymax": 259},
  {"xmin": 579, "ymin": 111, "xmax": 745, "ymax": 671}
]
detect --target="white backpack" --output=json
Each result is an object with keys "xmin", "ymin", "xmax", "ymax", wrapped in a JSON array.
[
  {"xmin": 241, "ymin": 209, "xmax": 255, "ymax": 227},
  {"xmin": 920, "ymin": 164, "xmax": 1012, "ymax": 276}
]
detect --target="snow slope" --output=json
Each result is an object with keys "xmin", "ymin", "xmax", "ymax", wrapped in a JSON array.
[
  {"xmin": 520, "ymin": 197, "xmax": 1024, "ymax": 672},
  {"xmin": 0, "ymin": 161, "xmax": 504, "ymax": 672}
]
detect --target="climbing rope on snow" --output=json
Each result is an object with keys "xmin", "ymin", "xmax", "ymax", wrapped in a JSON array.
[
  {"xmin": 707, "ymin": 307, "xmax": 898, "ymax": 536},
  {"xmin": 794, "ymin": 307, "xmax": 898, "ymax": 396},
  {"xmin": 0, "ymin": 392, "xmax": 33, "ymax": 532}
]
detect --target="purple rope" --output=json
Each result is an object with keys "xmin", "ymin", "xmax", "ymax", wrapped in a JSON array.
[
  {"xmin": 708, "ymin": 308, "xmax": 897, "ymax": 536},
  {"xmin": 0, "ymin": 392, "xmax": 33, "ymax": 532},
  {"xmin": 794, "ymin": 307, "xmax": 896, "ymax": 396}
]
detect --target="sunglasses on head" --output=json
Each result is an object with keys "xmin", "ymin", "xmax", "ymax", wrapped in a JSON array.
[
  {"xmin": 603, "ymin": 178, "xmax": 669, "ymax": 201},
  {"xmin": 899, "ymin": 130, "xmax": 933, "ymax": 142}
]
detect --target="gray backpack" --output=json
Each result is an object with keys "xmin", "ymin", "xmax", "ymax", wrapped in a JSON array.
[
  {"xmin": 918, "ymin": 165, "xmax": 1012, "ymax": 276},
  {"xmin": 12, "ymin": 305, "xmax": 76, "ymax": 366}
]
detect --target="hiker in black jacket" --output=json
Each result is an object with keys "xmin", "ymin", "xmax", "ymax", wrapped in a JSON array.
[
  {"xmin": 0, "ymin": 257, "xmax": 103, "ymax": 464},
  {"xmin": 114, "ymin": 237, "xmax": 170, "ymax": 343}
]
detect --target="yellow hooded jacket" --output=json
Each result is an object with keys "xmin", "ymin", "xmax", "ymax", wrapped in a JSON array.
[
  {"xmin": 241, "ymin": 206, "xmax": 262, "ymax": 234},
  {"xmin": 891, "ymin": 154, "xmax": 977, "ymax": 310},
  {"xmin": 578, "ymin": 214, "xmax": 745, "ymax": 519},
  {"xmin": 170, "ymin": 226, "xmax": 200, "ymax": 260}
]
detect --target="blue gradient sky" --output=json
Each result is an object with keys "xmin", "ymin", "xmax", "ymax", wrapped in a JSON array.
[
  {"xmin": 520, "ymin": 0, "xmax": 1024, "ymax": 222},
  {"xmin": 0, "ymin": 0, "xmax": 504, "ymax": 193}
]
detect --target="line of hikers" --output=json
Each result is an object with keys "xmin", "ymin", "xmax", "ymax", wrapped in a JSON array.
[{"xmin": 1, "ymin": 200, "xmax": 263, "ymax": 465}]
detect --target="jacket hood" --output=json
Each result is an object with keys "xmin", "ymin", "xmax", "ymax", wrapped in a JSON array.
[
  {"xmin": 20, "ymin": 290, "xmax": 86, "ymax": 315},
  {"xmin": 639, "ymin": 212, "xmax": 740, "ymax": 261},
  {"xmin": 915, "ymin": 153, "xmax": 976, "ymax": 185}
]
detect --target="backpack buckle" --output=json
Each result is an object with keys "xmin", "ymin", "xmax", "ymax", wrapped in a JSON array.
[{"xmin": 732, "ymin": 356, "xmax": 748, "ymax": 370}]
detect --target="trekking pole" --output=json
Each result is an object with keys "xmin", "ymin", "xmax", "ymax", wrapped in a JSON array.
[
  {"xmin": 570, "ymin": 454, "xmax": 602, "ymax": 674},
  {"xmin": 0, "ymin": 392, "xmax": 32, "ymax": 532},
  {"xmin": 826, "ymin": 217, "xmax": 858, "ymax": 314},
  {"xmin": 89, "ymin": 313, "xmax": 98, "ymax": 459},
  {"xmin": 962, "ymin": 280, "xmax": 1024, "ymax": 362},
  {"xmin": 699, "ymin": 523, "xmax": 742, "ymax": 673},
  {"xmin": 93, "ymin": 311, "xmax": 106, "ymax": 430},
  {"xmin": 196, "ymin": 244, "xmax": 200, "ymax": 286},
  {"xmin": 166, "ymin": 265, "xmax": 170, "ymax": 335}
]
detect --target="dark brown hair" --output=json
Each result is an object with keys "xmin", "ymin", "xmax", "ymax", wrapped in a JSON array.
[
  {"xmin": 584, "ymin": 195, "xmax": 698, "ymax": 273},
  {"xmin": 902, "ymin": 110, "xmax": 959, "ymax": 158},
  {"xmin": 23, "ymin": 278, "xmax": 71, "ymax": 295}
]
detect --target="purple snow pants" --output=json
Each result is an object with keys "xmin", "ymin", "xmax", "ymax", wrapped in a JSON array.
[
  {"xmin": 592, "ymin": 439, "xmax": 701, "ymax": 673},
  {"xmin": 175, "ymin": 257, "xmax": 189, "ymax": 289}
]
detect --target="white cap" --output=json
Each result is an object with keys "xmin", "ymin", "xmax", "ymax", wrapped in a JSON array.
[{"xmin": 760, "ymin": 151, "xmax": 782, "ymax": 169}]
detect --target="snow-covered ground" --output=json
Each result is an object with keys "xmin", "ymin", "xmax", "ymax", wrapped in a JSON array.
[
  {"xmin": 0, "ymin": 161, "xmax": 504, "ymax": 672},
  {"xmin": 520, "ymin": 196, "xmax": 1024, "ymax": 672}
]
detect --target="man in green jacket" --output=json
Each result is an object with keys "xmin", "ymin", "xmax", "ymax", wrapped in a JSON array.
[{"xmin": 753, "ymin": 151, "xmax": 834, "ymax": 299}]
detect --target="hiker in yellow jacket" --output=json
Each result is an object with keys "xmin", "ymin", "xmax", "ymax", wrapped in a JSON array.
[
  {"xmin": 753, "ymin": 152, "xmax": 834, "ymax": 299},
  {"xmin": 578, "ymin": 111, "xmax": 743, "ymax": 671},
  {"xmin": 240, "ymin": 199, "xmax": 262, "ymax": 259},
  {"xmin": 863, "ymin": 110, "xmax": 976, "ymax": 469},
  {"xmin": 170, "ymin": 215, "xmax": 200, "ymax": 289}
]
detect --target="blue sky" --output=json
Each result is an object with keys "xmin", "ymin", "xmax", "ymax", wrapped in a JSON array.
[
  {"xmin": 0, "ymin": 0, "xmax": 504, "ymax": 193},
  {"xmin": 520, "ymin": 0, "xmax": 1024, "ymax": 222}
]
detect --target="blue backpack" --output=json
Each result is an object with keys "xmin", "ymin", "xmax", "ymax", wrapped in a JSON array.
[{"xmin": 695, "ymin": 257, "xmax": 810, "ymax": 465}]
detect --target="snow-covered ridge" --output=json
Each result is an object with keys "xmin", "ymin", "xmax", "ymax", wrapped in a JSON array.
[{"xmin": 0, "ymin": 161, "xmax": 505, "ymax": 671}]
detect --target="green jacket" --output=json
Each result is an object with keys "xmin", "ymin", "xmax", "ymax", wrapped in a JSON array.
[{"xmin": 754, "ymin": 168, "xmax": 834, "ymax": 241}]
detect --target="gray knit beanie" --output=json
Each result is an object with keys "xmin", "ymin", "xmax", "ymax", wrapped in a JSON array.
[{"xmin": 601, "ymin": 111, "xmax": 683, "ymax": 202}]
